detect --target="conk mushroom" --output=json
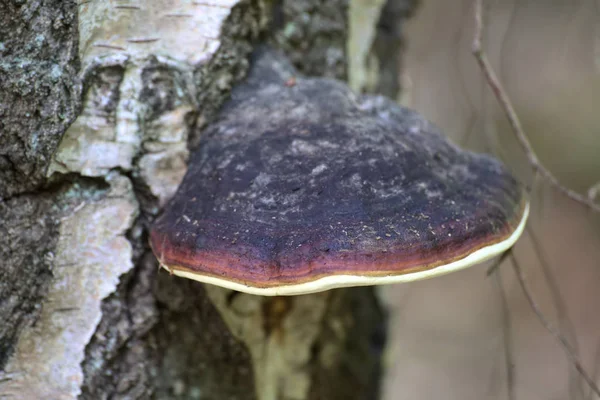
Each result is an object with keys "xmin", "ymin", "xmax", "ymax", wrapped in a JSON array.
[{"xmin": 150, "ymin": 50, "xmax": 529, "ymax": 296}]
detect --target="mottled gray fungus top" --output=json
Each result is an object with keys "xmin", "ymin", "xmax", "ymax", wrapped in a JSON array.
[{"xmin": 150, "ymin": 49, "xmax": 528, "ymax": 296}]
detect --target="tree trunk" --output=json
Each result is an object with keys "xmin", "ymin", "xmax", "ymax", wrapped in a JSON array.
[{"xmin": 0, "ymin": 1, "xmax": 417, "ymax": 398}]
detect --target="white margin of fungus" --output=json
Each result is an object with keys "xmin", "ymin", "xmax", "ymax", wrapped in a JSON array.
[{"xmin": 163, "ymin": 202, "xmax": 530, "ymax": 296}]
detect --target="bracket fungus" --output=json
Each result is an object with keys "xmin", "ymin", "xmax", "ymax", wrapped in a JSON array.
[{"xmin": 150, "ymin": 50, "xmax": 529, "ymax": 296}]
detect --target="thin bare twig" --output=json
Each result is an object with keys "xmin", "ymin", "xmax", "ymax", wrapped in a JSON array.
[
  {"xmin": 473, "ymin": 1, "xmax": 600, "ymax": 394},
  {"xmin": 527, "ymin": 224, "xmax": 587, "ymax": 397},
  {"xmin": 509, "ymin": 251, "xmax": 600, "ymax": 397},
  {"xmin": 492, "ymin": 270, "xmax": 516, "ymax": 400},
  {"xmin": 472, "ymin": 0, "xmax": 600, "ymax": 213}
]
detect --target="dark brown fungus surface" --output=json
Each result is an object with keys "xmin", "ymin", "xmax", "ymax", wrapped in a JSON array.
[{"xmin": 150, "ymin": 49, "xmax": 529, "ymax": 296}]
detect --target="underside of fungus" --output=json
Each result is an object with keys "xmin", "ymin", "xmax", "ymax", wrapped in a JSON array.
[{"xmin": 150, "ymin": 49, "xmax": 529, "ymax": 296}]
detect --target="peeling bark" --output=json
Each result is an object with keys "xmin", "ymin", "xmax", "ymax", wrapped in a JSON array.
[
  {"xmin": 1, "ymin": 174, "xmax": 137, "ymax": 398},
  {"xmin": 0, "ymin": 177, "xmax": 107, "ymax": 369}
]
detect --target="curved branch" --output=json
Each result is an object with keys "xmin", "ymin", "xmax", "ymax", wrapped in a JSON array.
[{"xmin": 471, "ymin": 0, "xmax": 600, "ymax": 213}]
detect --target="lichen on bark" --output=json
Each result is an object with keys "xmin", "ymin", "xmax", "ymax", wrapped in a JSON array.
[
  {"xmin": 0, "ymin": 0, "xmax": 80, "ymax": 198},
  {"xmin": 270, "ymin": 0, "xmax": 348, "ymax": 79}
]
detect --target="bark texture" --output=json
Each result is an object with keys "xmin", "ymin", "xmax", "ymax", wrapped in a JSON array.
[
  {"xmin": 0, "ymin": 0, "xmax": 80, "ymax": 198},
  {"xmin": 0, "ymin": 0, "xmax": 418, "ymax": 398},
  {"xmin": 0, "ymin": 0, "xmax": 80, "ymax": 369},
  {"xmin": 271, "ymin": 0, "xmax": 348, "ymax": 79}
]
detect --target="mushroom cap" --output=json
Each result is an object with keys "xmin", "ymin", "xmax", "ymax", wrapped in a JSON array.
[{"xmin": 150, "ymin": 53, "xmax": 528, "ymax": 296}]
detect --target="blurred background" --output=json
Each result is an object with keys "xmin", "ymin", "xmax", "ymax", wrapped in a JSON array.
[{"xmin": 379, "ymin": 0, "xmax": 600, "ymax": 399}]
